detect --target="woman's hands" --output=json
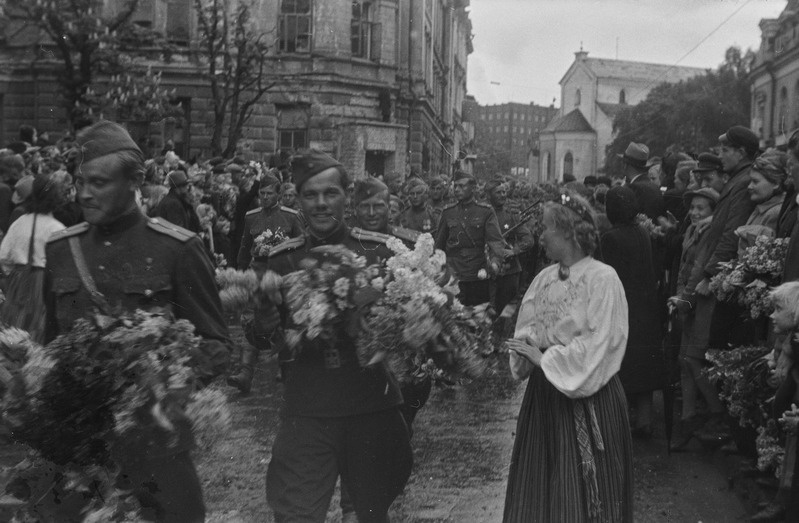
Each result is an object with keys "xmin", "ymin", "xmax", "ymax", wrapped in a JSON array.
[{"xmin": 506, "ymin": 337, "xmax": 543, "ymax": 367}]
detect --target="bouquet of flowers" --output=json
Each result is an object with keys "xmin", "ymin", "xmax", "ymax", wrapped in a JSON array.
[
  {"xmin": 709, "ymin": 236, "xmax": 790, "ymax": 319},
  {"xmin": 635, "ymin": 213, "xmax": 662, "ymax": 238},
  {"xmin": 252, "ymin": 229, "xmax": 289, "ymax": 258},
  {"xmin": 0, "ymin": 311, "xmax": 231, "ymax": 520}
]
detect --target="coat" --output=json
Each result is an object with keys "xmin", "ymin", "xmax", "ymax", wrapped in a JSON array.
[
  {"xmin": 629, "ymin": 176, "xmax": 666, "ymax": 221},
  {"xmin": 152, "ymin": 191, "xmax": 201, "ymax": 233}
]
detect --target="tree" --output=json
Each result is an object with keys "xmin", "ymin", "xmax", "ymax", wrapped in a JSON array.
[
  {"xmin": 3, "ymin": 0, "xmax": 168, "ymax": 129},
  {"xmin": 606, "ymin": 46, "xmax": 752, "ymax": 172},
  {"xmin": 195, "ymin": 0, "xmax": 275, "ymax": 158}
]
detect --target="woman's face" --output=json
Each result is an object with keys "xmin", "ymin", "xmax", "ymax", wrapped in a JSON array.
[
  {"xmin": 747, "ymin": 170, "xmax": 779, "ymax": 204},
  {"xmin": 688, "ymin": 196, "xmax": 713, "ymax": 224},
  {"xmin": 539, "ymin": 208, "xmax": 571, "ymax": 263},
  {"xmin": 770, "ymin": 303, "xmax": 795, "ymax": 334}
]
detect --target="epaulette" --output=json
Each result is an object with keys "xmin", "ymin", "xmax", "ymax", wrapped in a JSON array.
[
  {"xmin": 147, "ymin": 218, "xmax": 195, "ymax": 243},
  {"xmin": 268, "ymin": 236, "xmax": 306, "ymax": 257},
  {"xmin": 350, "ymin": 227, "xmax": 390, "ymax": 244},
  {"xmin": 389, "ymin": 225, "xmax": 420, "ymax": 243},
  {"xmin": 281, "ymin": 206, "xmax": 299, "ymax": 215},
  {"xmin": 47, "ymin": 222, "xmax": 89, "ymax": 243},
  {"xmin": 245, "ymin": 208, "xmax": 260, "ymax": 216},
  {"xmin": 443, "ymin": 202, "xmax": 458, "ymax": 211},
  {"xmin": 475, "ymin": 201, "xmax": 493, "ymax": 209}
]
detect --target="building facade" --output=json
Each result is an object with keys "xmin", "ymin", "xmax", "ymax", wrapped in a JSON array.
[
  {"xmin": 538, "ymin": 50, "xmax": 705, "ymax": 182},
  {"xmin": 0, "ymin": 0, "xmax": 474, "ymax": 180},
  {"xmin": 750, "ymin": 0, "xmax": 799, "ymax": 148}
]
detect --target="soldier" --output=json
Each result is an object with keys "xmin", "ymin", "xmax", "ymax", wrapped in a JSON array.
[
  {"xmin": 485, "ymin": 178, "xmax": 534, "ymax": 317},
  {"xmin": 259, "ymin": 151, "xmax": 412, "ymax": 523},
  {"xmin": 151, "ymin": 170, "xmax": 201, "ymax": 233},
  {"xmin": 435, "ymin": 171, "xmax": 504, "ymax": 306},
  {"xmin": 228, "ymin": 171, "xmax": 304, "ymax": 393},
  {"xmin": 399, "ymin": 177, "xmax": 437, "ymax": 233},
  {"xmin": 279, "ymin": 181, "xmax": 298, "ymax": 210},
  {"xmin": 428, "ymin": 175, "xmax": 449, "ymax": 222},
  {"xmin": 44, "ymin": 120, "xmax": 230, "ymax": 522}
]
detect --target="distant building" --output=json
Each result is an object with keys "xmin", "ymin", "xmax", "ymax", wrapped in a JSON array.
[
  {"xmin": 539, "ymin": 49, "xmax": 705, "ymax": 182},
  {"xmin": 750, "ymin": 0, "xmax": 799, "ymax": 148}
]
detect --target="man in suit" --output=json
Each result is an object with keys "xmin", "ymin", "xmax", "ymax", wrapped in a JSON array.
[{"xmin": 619, "ymin": 142, "xmax": 666, "ymax": 221}]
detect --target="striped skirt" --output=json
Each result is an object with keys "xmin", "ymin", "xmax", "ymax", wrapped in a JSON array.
[{"xmin": 503, "ymin": 369, "xmax": 633, "ymax": 523}]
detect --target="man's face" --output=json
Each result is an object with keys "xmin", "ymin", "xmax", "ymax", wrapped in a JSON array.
[
  {"xmin": 259, "ymin": 183, "xmax": 281, "ymax": 209},
  {"xmin": 647, "ymin": 165, "xmax": 662, "ymax": 185},
  {"xmin": 355, "ymin": 192, "xmax": 389, "ymax": 232},
  {"xmin": 488, "ymin": 185, "xmax": 507, "ymax": 207},
  {"xmin": 281, "ymin": 185, "xmax": 297, "ymax": 207},
  {"xmin": 700, "ymin": 170, "xmax": 727, "ymax": 194},
  {"xmin": 453, "ymin": 179, "xmax": 474, "ymax": 202},
  {"xmin": 719, "ymin": 144, "xmax": 744, "ymax": 173},
  {"xmin": 688, "ymin": 196, "xmax": 713, "ymax": 224},
  {"xmin": 299, "ymin": 168, "xmax": 348, "ymax": 235},
  {"xmin": 429, "ymin": 183, "xmax": 446, "ymax": 201},
  {"xmin": 75, "ymin": 154, "xmax": 139, "ymax": 226},
  {"xmin": 408, "ymin": 184, "xmax": 428, "ymax": 208},
  {"xmin": 611, "ymin": 175, "xmax": 625, "ymax": 187}
]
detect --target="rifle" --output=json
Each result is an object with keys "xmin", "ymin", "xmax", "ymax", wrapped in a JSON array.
[{"xmin": 502, "ymin": 197, "xmax": 546, "ymax": 239}]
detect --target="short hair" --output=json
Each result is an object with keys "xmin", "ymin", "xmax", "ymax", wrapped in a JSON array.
[
  {"xmin": 542, "ymin": 191, "xmax": 599, "ymax": 256},
  {"xmin": 29, "ymin": 174, "xmax": 63, "ymax": 214},
  {"xmin": 770, "ymin": 282, "xmax": 799, "ymax": 327}
]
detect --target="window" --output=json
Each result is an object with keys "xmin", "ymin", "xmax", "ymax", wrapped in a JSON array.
[
  {"xmin": 166, "ymin": 0, "xmax": 191, "ymax": 45},
  {"xmin": 132, "ymin": 0, "xmax": 155, "ymax": 28},
  {"xmin": 351, "ymin": 1, "xmax": 381, "ymax": 60},
  {"xmin": 279, "ymin": 0, "xmax": 312, "ymax": 53},
  {"xmin": 619, "ymin": 89, "xmax": 626, "ymax": 104},
  {"xmin": 276, "ymin": 106, "xmax": 309, "ymax": 153},
  {"xmin": 575, "ymin": 89, "xmax": 581, "ymax": 107},
  {"xmin": 563, "ymin": 151, "xmax": 574, "ymax": 177}
]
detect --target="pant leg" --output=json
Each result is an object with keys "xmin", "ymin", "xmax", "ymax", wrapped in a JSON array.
[
  {"xmin": 493, "ymin": 273, "xmax": 520, "ymax": 316},
  {"xmin": 118, "ymin": 451, "xmax": 205, "ymax": 523},
  {"xmin": 341, "ymin": 408, "xmax": 413, "ymax": 523},
  {"xmin": 458, "ymin": 280, "xmax": 490, "ymax": 306},
  {"xmin": 266, "ymin": 416, "xmax": 343, "ymax": 523}
]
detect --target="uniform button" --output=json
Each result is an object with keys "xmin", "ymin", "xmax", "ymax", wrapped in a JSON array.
[
  {"xmin": 98, "ymin": 265, "xmax": 105, "ymax": 270},
  {"xmin": 144, "ymin": 289, "xmax": 154, "ymax": 297},
  {"xmin": 103, "ymin": 241, "xmax": 111, "ymax": 246}
]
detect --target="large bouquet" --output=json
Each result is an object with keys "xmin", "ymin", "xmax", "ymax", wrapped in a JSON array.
[
  {"xmin": 252, "ymin": 229, "xmax": 289, "ymax": 258},
  {"xmin": 709, "ymin": 236, "xmax": 790, "ymax": 319},
  {"xmin": 0, "ymin": 311, "xmax": 231, "ymax": 520}
]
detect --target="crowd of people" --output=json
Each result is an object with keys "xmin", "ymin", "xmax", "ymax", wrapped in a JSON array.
[{"xmin": 0, "ymin": 118, "xmax": 797, "ymax": 522}]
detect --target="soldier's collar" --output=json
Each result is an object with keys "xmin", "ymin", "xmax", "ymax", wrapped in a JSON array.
[
  {"xmin": 307, "ymin": 222, "xmax": 348, "ymax": 246},
  {"xmin": 94, "ymin": 207, "xmax": 144, "ymax": 236}
]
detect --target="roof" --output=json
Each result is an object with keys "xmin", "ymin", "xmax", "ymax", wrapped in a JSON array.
[
  {"xmin": 596, "ymin": 102, "xmax": 628, "ymax": 119},
  {"xmin": 542, "ymin": 109, "xmax": 594, "ymax": 133},
  {"xmin": 581, "ymin": 58, "xmax": 706, "ymax": 83}
]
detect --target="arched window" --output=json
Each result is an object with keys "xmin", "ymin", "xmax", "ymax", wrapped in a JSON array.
[
  {"xmin": 619, "ymin": 89, "xmax": 626, "ymax": 104},
  {"xmin": 563, "ymin": 152, "xmax": 574, "ymax": 178},
  {"xmin": 575, "ymin": 89, "xmax": 581, "ymax": 107}
]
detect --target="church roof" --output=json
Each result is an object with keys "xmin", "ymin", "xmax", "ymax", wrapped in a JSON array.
[
  {"xmin": 542, "ymin": 109, "xmax": 594, "ymax": 133},
  {"xmin": 580, "ymin": 57, "xmax": 706, "ymax": 84}
]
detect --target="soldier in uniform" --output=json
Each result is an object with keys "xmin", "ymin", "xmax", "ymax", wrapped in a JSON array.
[
  {"xmin": 44, "ymin": 120, "xmax": 230, "ymax": 522},
  {"xmin": 435, "ymin": 171, "xmax": 505, "ymax": 306},
  {"xmin": 228, "ymin": 172, "xmax": 304, "ymax": 393},
  {"xmin": 485, "ymin": 178, "xmax": 534, "ymax": 318},
  {"xmin": 259, "ymin": 151, "xmax": 412, "ymax": 523},
  {"xmin": 399, "ymin": 177, "xmax": 437, "ymax": 233},
  {"xmin": 428, "ymin": 175, "xmax": 449, "ymax": 223}
]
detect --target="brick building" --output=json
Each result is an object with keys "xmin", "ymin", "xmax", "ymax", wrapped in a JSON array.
[{"xmin": 0, "ymin": 0, "xmax": 474, "ymax": 180}]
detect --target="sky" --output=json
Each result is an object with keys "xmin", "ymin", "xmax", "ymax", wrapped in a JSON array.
[{"xmin": 467, "ymin": 0, "xmax": 787, "ymax": 107}]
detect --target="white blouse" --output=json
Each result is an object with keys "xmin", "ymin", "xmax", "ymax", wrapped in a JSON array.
[
  {"xmin": 510, "ymin": 256, "xmax": 629, "ymax": 399},
  {"xmin": 0, "ymin": 213, "xmax": 66, "ymax": 273}
]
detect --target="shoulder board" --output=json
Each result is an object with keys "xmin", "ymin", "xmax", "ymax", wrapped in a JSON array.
[
  {"xmin": 245, "ymin": 208, "xmax": 260, "ymax": 216},
  {"xmin": 475, "ymin": 201, "xmax": 493, "ymax": 209},
  {"xmin": 443, "ymin": 202, "xmax": 458, "ymax": 211},
  {"xmin": 350, "ymin": 227, "xmax": 390, "ymax": 244},
  {"xmin": 268, "ymin": 236, "xmax": 306, "ymax": 257},
  {"xmin": 147, "ymin": 218, "xmax": 195, "ymax": 243},
  {"xmin": 47, "ymin": 222, "xmax": 89, "ymax": 243},
  {"xmin": 389, "ymin": 226, "xmax": 420, "ymax": 243},
  {"xmin": 280, "ymin": 206, "xmax": 299, "ymax": 215}
]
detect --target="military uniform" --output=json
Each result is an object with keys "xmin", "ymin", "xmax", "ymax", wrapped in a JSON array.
[
  {"xmin": 236, "ymin": 204, "xmax": 304, "ymax": 269},
  {"xmin": 263, "ymin": 225, "xmax": 412, "ymax": 522},
  {"xmin": 399, "ymin": 205, "xmax": 438, "ymax": 234},
  {"xmin": 492, "ymin": 206, "xmax": 534, "ymax": 316},
  {"xmin": 45, "ymin": 210, "xmax": 230, "ymax": 522},
  {"xmin": 434, "ymin": 199, "xmax": 504, "ymax": 306}
]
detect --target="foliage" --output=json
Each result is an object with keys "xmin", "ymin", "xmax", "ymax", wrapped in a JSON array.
[
  {"xmin": 194, "ymin": 0, "xmax": 275, "ymax": 158},
  {"xmin": 87, "ymin": 67, "xmax": 180, "ymax": 123},
  {"xmin": 705, "ymin": 345, "xmax": 775, "ymax": 429},
  {"xmin": 606, "ymin": 46, "xmax": 753, "ymax": 172}
]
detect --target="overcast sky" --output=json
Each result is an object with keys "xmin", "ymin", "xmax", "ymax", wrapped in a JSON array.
[{"xmin": 467, "ymin": 0, "xmax": 787, "ymax": 107}]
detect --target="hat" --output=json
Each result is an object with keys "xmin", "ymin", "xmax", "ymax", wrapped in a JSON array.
[
  {"xmin": 231, "ymin": 156, "xmax": 247, "ymax": 166},
  {"xmin": 208, "ymin": 156, "xmax": 225, "ymax": 166},
  {"xmin": 406, "ymin": 177, "xmax": 428, "ymax": 191},
  {"xmin": 484, "ymin": 178, "xmax": 506, "ymax": 192},
  {"xmin": 259, "ymin": 171, "xmax": 281, "ymax": 189},
  {"xmin": 428, "ymin": 175, "xmax": 446, "ymax": 187},
  {"xmin": 453, "ymin": 171, "xmax": 474, "ymax": 182},
  {"xmin": 353, "ymin": 178, "xmax": 389, "ymax": 203},
  {"xmin": 683, "ymin": 187, "xmax": 720, "ymax": 209},
  {"xmin": 167, "ymin": 170, "xmax": 189, "ymax": 188},
  {"xmin": 291, "ymin": 150, "xmax": 345, "ymax": 191},
  {"xmin": 212, "ymin": 164, "xmax": 227, "ymax": 174},
  {"xmin": 646, "ymin": 156, "xmax": 662, "ymax": 169},
  {"xmin": 618, "ymin": 142, "xmax": 649, "ymax": 169},
  {"xmin": 692, "ymin": 152, "xmax": 723, "ymax": 173},
  {"xmin": 5, "ymin": 141, "xmax": 27, "ymax": 155},
  {"xmin": 75, "ymin": 120, "xmax": 143, "ymax": 164},
  {"xmin": 226, "ymin": 163, "xmax": 243, "ymax": 174},
  {"xmin": 718, "ymin": 126, "xmax": 759, "ymax": 157},
  {"xmin": 12, "ymin": 174, "xmax": 34, "ymax": 205},
  {"xmin": 751, "ymin": 150, "xmax": 789, "ymax": 186}
]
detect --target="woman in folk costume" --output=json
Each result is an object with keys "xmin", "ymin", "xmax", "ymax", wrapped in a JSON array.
[{"xmin": 503, "ymin": 191, "xmax": 633, "ymax": 523}]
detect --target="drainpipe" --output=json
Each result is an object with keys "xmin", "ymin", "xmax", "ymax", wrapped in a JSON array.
[{"xmin": 767, "ymin": 61, "xmax": 777, "ymax": 140}]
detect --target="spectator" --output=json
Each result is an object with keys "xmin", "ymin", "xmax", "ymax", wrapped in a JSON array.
[
  {"xmin": 0, "ymin": 154, "xmax": 26, "ymax": 232},
  {"xmin": 782, "ymin": 131, "xmax": 799, "ymax": 283},
  {"xmin": 152, "ymin": 170, "xmax": 201, "ymax": 233},
  {"xmin": 735, "ymin": 150, "xmax": 787, "ymax": 256},
  {"xmin": 8, "ymin": 175, "xmax": 34, "ymax": 226}
]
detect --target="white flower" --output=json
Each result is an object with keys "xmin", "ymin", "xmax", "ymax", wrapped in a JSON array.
[
  {"xmin": 477, "ymin": 269, "xmax": 488, "ymax": 280},
  {"xmin": 371, "ymin": 277, "xmax": 385, "ymax": 291},
  {"xmin": 333, "ymin": 277, "xmax": 350, "ymax": 299}
]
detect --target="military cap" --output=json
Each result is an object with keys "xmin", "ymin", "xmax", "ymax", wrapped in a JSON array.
[
  {"xmin": 226, "ymin": 163, "xmax": 243, "ymax": 174},
  {"xmin": 405, "ymin": 177, "xmax": 428, "ymax": 191},
  {"xmin": 231, "ymin": 156, "xmax": 247, "ymax": 166},
  {"xmin": 428, "ymin": 175, "xmax": 446, "ymax": 187},
  {"xmin": 453, "ymin": 171, "xmax": 475, "ymax": 182},
  {"xmin": 291, "ymin": 149, "xmax": 345, "ymax": 191},
  {"xmin": 208, "ymin": 156, "xmax": 225, "ymax": 166},
  {"xmin": 618, "ymin": 142, "xmax": 649, "ymax": 169},
  {"xmin": 5, "ymin": 141, "xmax": 27, "ymax": 155},
  {"xmin": 692, "ymin": 152, "xmax": 723, "ymax": 173},
  {"xmin": 212, "ymin": 164, "xmax": 227, "ymax": 174},
  {"xmin": 484, "ymin": 178, "xmax": 505, "ymax": 192},
  {"xmin": 75, "ymin": 120, "xmax": 143, "ymax": 164},
  {"xmin": 353, "ymin": 177, "xmax": 389, "ymax": 203},
  {"xmin": 260, "ymin": 171, "xmax": 281, "ymax": 189},
  {"xmin": 718, "ymin": 126, "xmax": 759, "ymax": 157},
  {"xmin": 167, "ymin": 170, "xmax": 190, "ymax": 188}
]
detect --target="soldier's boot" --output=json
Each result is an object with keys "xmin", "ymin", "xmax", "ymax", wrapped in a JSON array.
[{"xmin": 227, "ymin": 345, "xmax": 259, "ymax": 394}]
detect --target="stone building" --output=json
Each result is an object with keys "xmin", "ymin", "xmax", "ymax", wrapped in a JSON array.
[
  {"xmin": 750, "ymin": 0, "xmax": 799, "ymax": 148},
  {"xmin": 470, "ymin": 101, "xmax": 556, "ymax": 181},
  {"xmin": 538, "ymin": 49, "xmax": 705, "ymax": 182},
  {"xmin": 0, "ymin": 0, "xmax": 473, "ymax": 180}
]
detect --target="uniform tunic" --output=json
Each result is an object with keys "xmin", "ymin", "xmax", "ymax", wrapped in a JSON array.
[
  {"xmin": 434, "ymin": 198, "xmax": 504, "ymax": 282},
  {"xmin": 400, "ymin": 205, "xmax": 438, "ymax": 234},
  {"xmin": 236, "ymin": 204, "xmax": 304, "ymax": 269}
]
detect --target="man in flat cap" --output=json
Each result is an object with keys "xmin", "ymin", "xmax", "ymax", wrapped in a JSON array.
[
  {"xmin": 619, "ymin": 141, "xmax": 666, "ymax": 221},
  {"xmin": 435, "ymin": 171, "xmax": 504, "ymax": 306},
  {"xmin": 400, "ymin": 177, "xmax": 438, "ymax": 233},
  {"xmin": 43, "ymin": 120, "xmax": 231, "ymax": 521},
  {"xmin": 228, "ymin": 171, "xmax": 304, "ymax": 393},
  {"xmin": 254, "ymin": 150, "xmax": 412, "ymax": 523},
  {"xmin": 151, "ymin": 169, "xmax": 201, "ymax": 233}
]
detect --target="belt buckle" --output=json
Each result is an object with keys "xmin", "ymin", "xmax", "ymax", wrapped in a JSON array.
[{"xmin": 323, "ymin": 347, "xmax": 341, "ymax": 369}]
